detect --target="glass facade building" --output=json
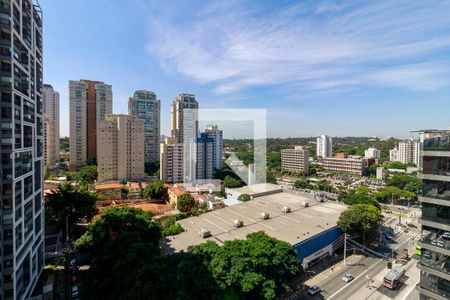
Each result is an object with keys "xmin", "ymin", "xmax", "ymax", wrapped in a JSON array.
[
  {"xmin": 0, "ymin": 0, "xmax": 45, "ymax": 299},
  {"xmin": 417, "ymin": 130, "xmax": 450, "ymax": 300}
]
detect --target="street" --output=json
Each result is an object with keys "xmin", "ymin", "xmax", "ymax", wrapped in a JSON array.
[{"xmin": 285, "ymin": 215, "xmax": 421, "ymax": 300}]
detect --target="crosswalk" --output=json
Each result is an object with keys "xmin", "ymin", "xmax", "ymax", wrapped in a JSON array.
[{"xmin": 400, "ymin": 231, "xmax": 421, "ymax": 240}]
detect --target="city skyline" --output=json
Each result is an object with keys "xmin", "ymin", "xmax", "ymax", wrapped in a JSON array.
[{"xmin": 42, "ymin": 0, "xmax": 450, "ymax": 139}]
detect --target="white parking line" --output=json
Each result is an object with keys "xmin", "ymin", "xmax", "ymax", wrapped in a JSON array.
[
  {"xmin": 203, "ymin": 218, "xmax": 228, "ymax": 232},
  {"xmin": 210, "ymin": 213, "xmax": 233, "ymax": 225},
  {"xmin": 227, "ymin": 209, "xmax": 257, "ymax": 223}
]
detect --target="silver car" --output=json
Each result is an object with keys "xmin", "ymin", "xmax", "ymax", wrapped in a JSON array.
[{"xmin": 342, "ymin": 273, "xmax": 354, "ymax": 283}]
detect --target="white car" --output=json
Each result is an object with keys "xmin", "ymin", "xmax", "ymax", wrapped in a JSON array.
[{"xmin": 342, "ymin": 273, "xmax": 354, "ymax": 283}]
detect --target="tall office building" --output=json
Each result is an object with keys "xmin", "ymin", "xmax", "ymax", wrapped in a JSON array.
[
  {"xmin": 43, "ymin": 84, "xmax": 59, "ymax": 169},
  {"xmin": 170, "ymin": 93, "xmax": 198, "ymax": 144},
  {"xmin": 0, "ymin": 1, "xmax": 45, "ymax": 299},
  {"xmin": 128, "ymin": 90, "xmax": 160, "ymax": 163},
  {"xmin": 160, "ymin": 137, "xmax": 183, "ymax": 183},
  {"xmin": 416, "ymin": 130, "xmax": 450, "ymax": 300},
  {"xmin": 69, "ymin": 80, "xmax": 112, "ymax": 168},
  {"xmin": 97, "ymin": 115, "xmax": 145, "ymax": 182},
  {"xmin": 204, "ymin": 125, "xmax": 223, "ymax": 173},
  {"xmin": 282, "ymin": 146, "xmax": 309, "ymax": 174},
  {"xmin": 317, "ymin": 134, "xmax": 333, "ymax": 158}
]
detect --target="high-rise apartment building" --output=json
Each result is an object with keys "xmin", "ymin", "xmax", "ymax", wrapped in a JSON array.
[
  {"xmin": 171, "ymin": 93, "xmax": 198, "ymax": 144},
  {"xmin": 97, "ymin": 115, "xmax": 145, "ymax": 182},
  {"xmin": 204, "ymin": 125, "xmax": 223, "ymax": 173},
  {"xmin": 0, "ymin": 1, "xmax": 45, "ymax": 299},
  {"xmin": 281, "ymin": 146, "xmax": 309, "ymax": 174},
  {"xmin": 317, "ymin": 134, "xmax": 333, "ymax": 158},
  {"xmin": 43, "ymin": 84, "xmax": 59, "ymax": 169},
  {"xmin": 69, "ymin": 80, "xmax": 112, "ymax": 168},
  {"xmin": 364, "ymin": 147, "xmax": 381, "ymax": 159},
  {"xmin": 389, "ymin": 147, "xmax": 399, "ymax": 162},
  {"xmin": 128, "ymin": 90, "xmax": 160, "ymax": 163},
  {"xmin": 196, "ymin": 133, "xmax": 214, "ymax": 180},
  {"xmin": 416, "ymin": 130, "xmax": 450, "ymax": 300},
  {"xmin": 160, "ymin": 137, "xmax": 183, "ymax": 183},
  {"xmin": 391, "ymin": 139, "xmax": 422, "ymax": 167}
]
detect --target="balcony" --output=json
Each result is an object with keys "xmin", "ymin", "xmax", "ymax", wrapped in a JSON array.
[
  {"xmin": 423, "ymin": 134, "xmax": 450, "ymax": 152},
  {"xmin": 0, "ymin": 12, "xmax": 10, "ymax": 27}
]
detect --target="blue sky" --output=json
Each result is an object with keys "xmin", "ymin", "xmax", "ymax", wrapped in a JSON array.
[{"xmin": 42, "ymin": 0, "xmax": 450, "ymax": 138}]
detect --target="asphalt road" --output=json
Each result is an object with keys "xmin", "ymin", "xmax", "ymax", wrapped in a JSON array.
[{"xmin": 290, "ymin": 222, "xmax": 417, "ymax": 300}]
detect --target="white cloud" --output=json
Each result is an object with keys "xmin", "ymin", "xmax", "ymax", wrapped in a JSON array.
[{"xmin": 146, "ymin": 0, "xmax": 450, "ymax": 94}]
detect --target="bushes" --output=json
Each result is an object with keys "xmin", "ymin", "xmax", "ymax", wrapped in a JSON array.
[{"xmin": 160, "ymin": 217, "xmax": 184, "ymax": 236}]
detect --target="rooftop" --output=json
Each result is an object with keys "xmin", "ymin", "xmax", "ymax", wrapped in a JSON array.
[
  {"xmin": 95, "ymin": 182, "xmax": 123, "ymax": 190},
  {"xmin": 160, "ymin": 191, "xmax": 346, "ymax": 253},
  {"xmin": 226, "ymin": 183, "xmax": 282, "ymax": 196}
]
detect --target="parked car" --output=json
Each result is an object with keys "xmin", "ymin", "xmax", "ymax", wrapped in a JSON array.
[
  {"xmin": 308, "ymin": 285, "xmax": 320, "ymax": 295},
  {"xmin": 342, "ymin": 273, "xmax": 354, "ymax": 283}
]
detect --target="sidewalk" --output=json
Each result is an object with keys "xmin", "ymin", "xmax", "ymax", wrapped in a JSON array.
[{"xmin": 305, "ymin": 254, "xmax": 364, "ymax": 287}]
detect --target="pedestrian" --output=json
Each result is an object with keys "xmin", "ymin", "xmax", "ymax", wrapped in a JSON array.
[{"xmin": 331, "ymin": 267, "xmax": 334, "ymax": 272}]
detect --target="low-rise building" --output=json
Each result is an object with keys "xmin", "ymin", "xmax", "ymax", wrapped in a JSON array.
[
  {"xmin": 167, "ymin": 185, "xmax": 185, "ymax": 207},
  {"xmin": 127, "ymin": 182, "xmax": 148, "ymax": 199},
  {"xmin": 281, "ymin": 146, "xmax": 309, "ymax": 174},
  {"xmin": 161, "ymin": 191, "xmax": 346, "ymax": 269},
  {"xmin": 95, "ymin": 182, "xmax": 123, "ymax": 200},
  {"xmin": 322, "ymin": 157, "xmax": 368, "ymax": 176}
]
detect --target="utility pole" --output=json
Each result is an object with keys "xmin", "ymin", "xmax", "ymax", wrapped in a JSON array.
[{"xmin": 344, "ymin": 233, "xmax": 347, "ymax": 266}]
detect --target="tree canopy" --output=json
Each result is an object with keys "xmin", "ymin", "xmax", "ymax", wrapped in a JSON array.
[
  {"xmin": 189, "ymin": 231, "xmax": 300, "ymax": 299},
  {"xmin": 338, "ymin": 188, "xmax": 380, "ymax": 209},
  {"xmin": 143, "ymin": 180, "xmax": 167, "ymax": 200},
  {"xmin": 337, "ymin": 204, "xmax": 382, "ymax": 236},
  {"xmin": 238, "ymin": 194, "xmax": 251, "ymax": 202},
  {"xmin": 177, "ymin": 193, "xmax": 196, "ymax": 212},
  {"xmin": 223, "ymin": 175, "xmax": 243, "ymax": 188},
  {"xmin": 74, "ymin": 207, "xmax": 161, "ymax": 252},
  {"xmin": 387, "ymin": 173, "xmax": 421, "ymax": 196},
  {"xmin": 45, "ymin": 183, "xmax": 98, "ymax": 233}
]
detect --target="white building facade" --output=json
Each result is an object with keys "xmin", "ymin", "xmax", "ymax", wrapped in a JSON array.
[
  {"xmin": 317, "ymin": 135, "xmax": 333, "ymax": 158},
  {"xmin": 364, "ymin": 147, "xmax": 381, "ymax": 159},
  {"xmin": 43, "ymin": 84, "xmax": 60, "ymax": 169}
]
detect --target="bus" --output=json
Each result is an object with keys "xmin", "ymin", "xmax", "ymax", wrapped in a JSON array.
[
  {"xmin": 383, "ymin": 266, "xmax": 405, "ymax": 289},
  {"xmin": 415, "ymin": 245, "xmax": 422, "ymax": 256}
]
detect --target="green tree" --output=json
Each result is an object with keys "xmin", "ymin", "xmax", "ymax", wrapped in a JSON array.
[
  {"xmin": 74, "ymin": 207, "xmax": 161, "ymax": 252},
  {"xmin": 143, "ymin": 180, "xmax": 167, "ymax": 200},
  {"xmin": 383, "ymin": 161, "xmax": 407, "ymax": 170},
  {"xmin": 337, "ymin": 204, "xmax": 381, "ymax": 236},
  {"xmin": 160, "ymin": 216, "xmax": 184, "ymax": 236},
  {"xmin": 75, "ymin": 165, "xmax": 98, "ymax": 184},
  {"xmin": 338, "ymin": 189, "xmax": 380, "ymax": 209},
  {"xmin": 81, "ymin": 232, "xmax": 222, "ymax": 300},
  {"xmin": 177, "ymin": 194, "xmax": 196, "ymax": 212},
  {"xmin": 189, "ymin": 231, "xmax": 300, "ymax": 299},
  {"xmin": 266, "ymin": 172, "xmax": 277, "ymax": 184},
  {"xmin": 375, "ymin": 186, "xmax": 415, "ymax": 205},
  {"xmin": 294, "ymin": 180, "xmax": 311, "ymax": 189},
  {"xmin": 223, "ymin": 175, "xmax": 243, "ymax": 188},
  {"xmin": 387, "ymin": 173, "xmax": 421, "ymax": 195},
  {"xmin": 45, "ymin": 183, "xmax": 98, "ymax": 236},
  {"xmin": 368, "ymin": 164, "xmax": 379, "ymax": 177},
  {"xmin": 238, "ymin": 194, "xmax": 251, "ymax": 202},
  {"xmin": 144, "ymin": 161, "xmax": 160, "ymax": 176}
]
